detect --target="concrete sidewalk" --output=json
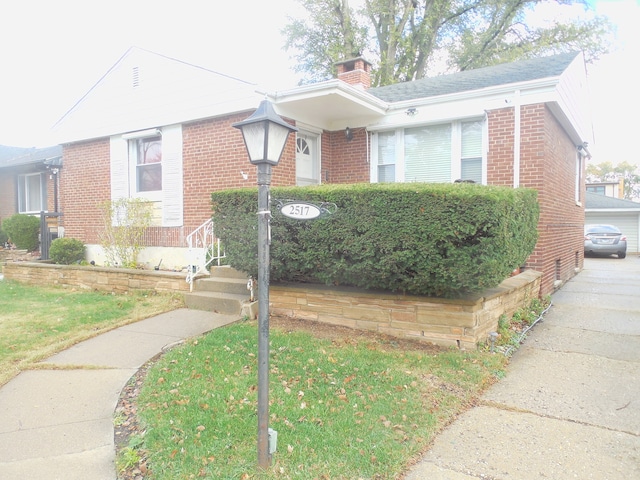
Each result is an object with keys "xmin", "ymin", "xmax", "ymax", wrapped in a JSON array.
[
  {"xmin": 0, "ymin": 308, "xmax": 238, "ymax": 480},
  {"xmin": 405, "ymin": 256, "xmax": 640, "ymax": 479}
]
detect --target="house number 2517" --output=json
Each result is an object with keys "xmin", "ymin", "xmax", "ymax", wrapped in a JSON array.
[{"xmin": 280, "ymin": 202, "xmax": 322, "ymax": 220}]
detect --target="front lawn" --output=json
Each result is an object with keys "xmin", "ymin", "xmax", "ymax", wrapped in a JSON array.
[
  {"xmin": 129, "ymin": 317, "xmax": 508, "ymax": 479},
  {"xmin": 0, "ymin": 280, "xmax": 183, "ymax": 386}
]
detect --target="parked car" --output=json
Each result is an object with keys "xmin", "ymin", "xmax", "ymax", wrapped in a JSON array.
[{"xmin": 584, "ymin": 224, "xmax": 627, "ymax": 259}]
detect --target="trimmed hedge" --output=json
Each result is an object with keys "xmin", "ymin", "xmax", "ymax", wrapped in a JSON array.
[
  {"xmin": 1, "ymin": 214, "xmax": 40, "ymax": 252},
  {"xmin": 211, "ymin": 183, "xmax": 539, "ymax": 298}
]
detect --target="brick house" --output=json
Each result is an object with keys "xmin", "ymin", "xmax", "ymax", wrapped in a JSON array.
[
  {"xmin": 0, "ymin": 145, "xmax": 63, "ymax": 242},
  {"xmin": 53, "ymin": 47, "xmax": 592, "ymax": 296}
]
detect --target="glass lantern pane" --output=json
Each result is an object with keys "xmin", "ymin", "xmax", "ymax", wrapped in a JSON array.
[
  {"xmin": 266, "ymin": 123, "xmax": 291, "ymax": 163},
  {"xmin": 242, "ymin": 122, "xmax": 267, "ymax": 161}
]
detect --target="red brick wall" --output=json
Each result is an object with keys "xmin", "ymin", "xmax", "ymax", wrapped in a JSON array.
[
  {"xmin": 322, "ymin": 129, "xmax": 370, "ymax": 184},
  {"xmin": 59, "ymin": 139, "xmax": 110, "ymax": 244},
  {"xmin": 487, "ymin": 107, "xmax": 516, "ymax": 186},
  {"xmin": 46, "ymin": 172, "xmax": 59, "ymax": 212},
  {"xmin": 487, "ymin": 104, "xmax": 584, "ymax": 296},
  {"xmin": 182, "ymin": 114, "xmax": 296, "ymax": 228},
  {"xmin": 59, "ymin": 112, "xmax": 298, "ymax": 248}
]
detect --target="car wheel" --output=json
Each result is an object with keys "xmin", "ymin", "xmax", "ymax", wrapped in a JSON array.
[{"xmin": 618, "ymin": 252, "xmax": 627, "ymax": 259}]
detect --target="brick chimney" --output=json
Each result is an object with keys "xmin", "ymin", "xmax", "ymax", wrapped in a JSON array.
[{"xmin": 335, "ymin": 57, "xmax": 372, "ymax": 90}]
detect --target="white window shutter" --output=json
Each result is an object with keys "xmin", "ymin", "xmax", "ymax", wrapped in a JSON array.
[
  {"xmin": 161, "ymin": 124, "xmax": 183, "ymax": 227},
  {"xmin": 110, "ymin": 136, "xmax": 129, "ymax": 200}
]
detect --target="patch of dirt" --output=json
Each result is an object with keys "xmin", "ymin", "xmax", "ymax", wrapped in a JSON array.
[
  {"xmin": 271, "ymin": 315, "xmax": 444, "ymax": 354},
  {"xmin": 113, "ymin": 315, "xmax": 445, "ymax": 479}
]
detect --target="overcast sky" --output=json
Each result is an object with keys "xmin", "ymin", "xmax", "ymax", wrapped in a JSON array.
[{"xmin": 0, "ymin": 0, "xmax": 637, "ymax": 168}]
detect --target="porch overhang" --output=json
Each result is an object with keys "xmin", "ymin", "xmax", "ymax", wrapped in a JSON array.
[{"xmin": 269, "ymin": 80, "xmax": 388, "ymax": 131}]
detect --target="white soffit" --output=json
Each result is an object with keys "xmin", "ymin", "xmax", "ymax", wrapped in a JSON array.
[{"xmin": 271, "ymin": 81, "xmax": 387, "ymax": 131}]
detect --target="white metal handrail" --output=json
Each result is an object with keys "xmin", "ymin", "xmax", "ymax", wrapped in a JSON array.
[{"xmin": 186, "ymin": 218, "xmax": 225, "ymax": 290}]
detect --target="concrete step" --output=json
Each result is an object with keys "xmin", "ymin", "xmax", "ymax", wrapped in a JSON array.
[
  {"xmin": 194, "ymin": 276, "xmax": 249, "ymax": 295},
  {"xmin": 209, "ymin": 266, "xmax": 251, "ymax": 280},
  {"xmin": 184, "ymin": 291, "xmax": 248, "ymax": 315}
]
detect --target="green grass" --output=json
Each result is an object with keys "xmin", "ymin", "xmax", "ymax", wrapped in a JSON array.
[
  {"xmin": 0, "ymin": 280, "xmax": 183, "ymax": 386},
  {"xmin": 494, "ymin": 296, "xmax": 551, "ymax": 354},
  {"xmin": 136, "ymin": 320, "xmax": 507, "ymax": 479}
]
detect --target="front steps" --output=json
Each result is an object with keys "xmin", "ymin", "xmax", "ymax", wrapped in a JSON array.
[{"xmin": 185, "ymin": 266, "xmax": 254, "ymax": 316}]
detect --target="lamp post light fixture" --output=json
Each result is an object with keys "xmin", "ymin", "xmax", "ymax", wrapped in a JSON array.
[{"xmin": 232, "ymin": 99, "xmax": 297, "ymax": 468}]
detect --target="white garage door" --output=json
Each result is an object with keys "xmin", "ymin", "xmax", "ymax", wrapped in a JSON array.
[{"xmin": 585, "ymin": 213, "xmax": 640, "ymax": 253}]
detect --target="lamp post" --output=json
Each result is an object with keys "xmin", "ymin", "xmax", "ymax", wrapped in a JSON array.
[{"xmin": 233, "ymin": 100, "xmax": 297, "ymax": 468}]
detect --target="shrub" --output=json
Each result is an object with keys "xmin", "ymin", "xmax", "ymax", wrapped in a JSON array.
[
  {"xmin": 211, "ymin": 183, "xmax": 539, "ymax": 298},
  {"xmin": 0, "ymin": 224, "xmax": 8, "ymax": 245},
  {"xmin": 98, "ymin": 198, "xmax": 153, "ymax": 268},
  {"xmin": 49, "ymin": 237, "xmax": 86, "ymax": 265},
  {"xmin": 1, "ymin": 214, "xmax": 40, "ymax": 251}
]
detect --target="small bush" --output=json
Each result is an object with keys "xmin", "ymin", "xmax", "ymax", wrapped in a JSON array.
[
  {"xmin": 2, "ymin": 214, "xmax": 40, "ymax": 251},
  {"xmin": 49, "ymin": 237, "xmax": 86, "ymax": 265},
  {"xmin": 0, "ymin": 224, "xmax": 8, "ymax": 245},
  {"xmin": 98, "ymin": 198, "xmax": 153, "ymax": 268}
]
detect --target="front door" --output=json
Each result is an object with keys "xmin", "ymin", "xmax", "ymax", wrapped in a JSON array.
[{"xmin": 296, "ymin": 133, "xmax": 320, "ymax": 186}]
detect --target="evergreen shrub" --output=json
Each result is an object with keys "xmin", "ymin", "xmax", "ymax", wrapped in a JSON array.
[
  {"xmin": 0, "ymin": 224, "xmax": 8, "ymax": 245},
  {"xmin": 1, "ymin": 214, "xmax": 40, "ymax": 251},
  {"xmin": 49, "ymin": 237, "xmax": 86, "ymax": 265},
  {"xmin": 211, "ymin": 183, "xmax": 539, "ymax": 298}
]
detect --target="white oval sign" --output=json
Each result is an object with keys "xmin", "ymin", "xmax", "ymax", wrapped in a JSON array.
[{"xmin": 280, "ymin": 202, "xmax": 322, "ymax": 220}]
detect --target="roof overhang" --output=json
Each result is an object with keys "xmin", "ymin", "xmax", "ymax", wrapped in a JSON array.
[{"xmin": 269, "ymin": 80, "xmax": 388, "ymax": 131}]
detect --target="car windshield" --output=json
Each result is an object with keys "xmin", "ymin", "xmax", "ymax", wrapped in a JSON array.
[{"xmin": 585, "ymin": 225, "xmax": 621, "ymax": 234}]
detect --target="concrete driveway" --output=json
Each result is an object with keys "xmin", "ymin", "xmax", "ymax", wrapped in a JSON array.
[{"xmin": 405, "ymin": 256, "xmax": 640, "ymax": 479}]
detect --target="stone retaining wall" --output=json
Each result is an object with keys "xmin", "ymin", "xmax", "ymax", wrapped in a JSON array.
[
  {"xmin": 2, "ymin": 261, "xmax": 541, "ymax": 348},
  {"xmin": 1, "ymin": 261, "xmax": 191, "ymax": 293},
  {"xmin": 270, "ymin": 270, "xmax": 542, "ymax": 349}
]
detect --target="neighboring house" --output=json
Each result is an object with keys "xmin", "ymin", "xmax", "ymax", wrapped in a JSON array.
[
  {"xmin": 586, "ymin": 179, "xmax": 624, "ymax": 198},
  {"xmin": 53, "ymin": 47, "xmax": 592, "ymax": 296},
  {"xmin": 585, "ymin": 192, "xmax": 640, "ymax": 253},
  {"xmin": 0, "ymin": 145, "xmax": 63, "ymax": 234}
]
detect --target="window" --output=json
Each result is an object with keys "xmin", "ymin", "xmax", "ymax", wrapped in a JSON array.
[
  {"xmin": 377, "ymin": 131, "xmax": 396, "ymax": 182},
  {"xmin": 134, "ymin": 136, "xmax": 162, "ymax": 192},
  {"xmin": 586, "ymin": 185, "xmax": 605, "ymax": 195},
  {"xmin": 110, "ymin": 125, "xmax": 183, "ymax": 227},
  {"xmin": 372, "ymin": 119, "xmax": 485, "ymax": 184},
  {"xmin": 18, "ymin": 173, "xmax": 46, "ymax": 213},
  {"xmin": 405, "ymin": 124, "xmax": 451, "ymax": 183},
  {"xmin": 460, "ymin": 121, "xmax": 483, "ymax": 183}
]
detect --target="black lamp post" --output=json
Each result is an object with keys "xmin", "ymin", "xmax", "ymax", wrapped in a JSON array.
[{"xmin": 232, "ymin": 99, "xmax": 297, "ymax": 468}]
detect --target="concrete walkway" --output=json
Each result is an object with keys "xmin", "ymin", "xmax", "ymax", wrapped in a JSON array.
[
  {"xmin": 0, "ymin": 309, "xmax": 238, "ymax": 480},
  {"xmin": 405, "ymin": 256, "xmax": 640, "ymax": 479}
]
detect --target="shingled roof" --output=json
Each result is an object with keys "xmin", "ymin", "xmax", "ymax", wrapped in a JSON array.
[
  {"xmin": 368, "ymin": 51, "xmax": 580, "ymax": 103},
  {"xmin": 0, "ymin": 145, "xmax": 63, "ymax": 169},
  {"xmin": 585, "ymin": 192, "xmax": 640, "ymax": 210}
]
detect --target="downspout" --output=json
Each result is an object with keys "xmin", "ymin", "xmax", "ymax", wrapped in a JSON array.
[
  {"xmin": 52, "ymin": 169, "xmax": 59, "ymax": 213},
  {"xmin": 513, "ymin": 90, "xmax": 521, "ymax": 188}
]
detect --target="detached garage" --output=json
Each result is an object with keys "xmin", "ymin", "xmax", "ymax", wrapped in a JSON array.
[{"xmin": 585, "ymin": 192, "xmax": 640, "ymax": 254}]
